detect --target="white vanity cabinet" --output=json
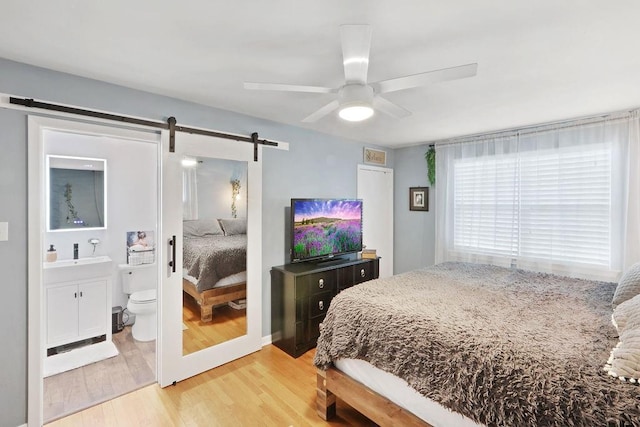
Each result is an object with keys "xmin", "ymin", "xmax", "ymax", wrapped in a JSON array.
[
  {"xmin": 46, "ymin": 278, "xmax": 108, "ymax": 348},
  {"xmin": 43, "ymin": 256, "xmax": 113, "ymax": 351},
  {"xmin": 43, "ymin": 256, "xmax": 117, "ymax": 377}
]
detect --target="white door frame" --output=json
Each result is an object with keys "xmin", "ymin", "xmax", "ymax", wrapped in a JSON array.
[
  {"xmin": 158, "ymin": 131, "xmax": 262, "ymax": 386},
  {"xmin": 27, "ymin": 116, "xmax": 161, "ymax": 426}
]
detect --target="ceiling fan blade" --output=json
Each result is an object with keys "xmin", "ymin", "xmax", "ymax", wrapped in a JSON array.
[
  {"xmin": 340, "ymin": 24, "xmax": 372, "ymax": 84},
  {"xmin": 244, "ymin": 82, "xmax": 335, "ymax": 94},
  {"xmin": 373, "ymin": 96, "xmax": 411, "ymax": 118},
  {"xmin": 301, "ymin": 100, "xmax": 340, "ymax": 122},
  {"xmin": 372, "ymin": 63, "xmax": 478, "ymax": 94}
]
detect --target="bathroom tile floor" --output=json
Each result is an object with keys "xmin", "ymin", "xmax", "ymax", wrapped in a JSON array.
[{"xmin": 43, "ymin": 326, "xmax": 156, "ymax": 423}]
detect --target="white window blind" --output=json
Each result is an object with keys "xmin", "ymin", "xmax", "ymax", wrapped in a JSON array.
[{"xmin": 453, "ymin": 143, "xmax": 612, "ymax": 268}]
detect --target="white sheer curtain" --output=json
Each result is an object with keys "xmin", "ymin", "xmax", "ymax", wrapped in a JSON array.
[
  {"xmin": 435, "ymin": 110, "xmax": 640, "ymax": 281},
  {"xmin": 182, "ymin": 167, "xmax": 198, "ymax": 220}
]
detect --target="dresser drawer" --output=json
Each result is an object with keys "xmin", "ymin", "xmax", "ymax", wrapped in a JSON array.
[
  {"xmin": 354, "ymin": 261, "xmax": 375, "ymax": 284},
  {"xmin": 309, "ymin": 315, "xmax": 324, "ymax": 342},
  {"xmin": 309, "ymin": 291, "xmax": 332, "ymax": 318},
  {"xmin": 338, "ymin": 260, "xmax": 376, "ymax": 291},
  {"xmin": 295, "ymin": 270, "xmax": 337, "ymax": 297}
]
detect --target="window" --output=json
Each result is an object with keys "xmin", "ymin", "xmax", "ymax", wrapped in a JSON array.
[
  {"xmin": 452, "ymin": 143, "xmax": 612, "ymax": 268},
  {"xmin": 435, "ymin": 112, "xmax": 640, "ymax": 281}
]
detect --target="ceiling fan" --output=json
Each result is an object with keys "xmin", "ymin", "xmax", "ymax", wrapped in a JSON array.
[{"xmin": 244, "ymin": 25, "xmax": 478, "ymax": 123}]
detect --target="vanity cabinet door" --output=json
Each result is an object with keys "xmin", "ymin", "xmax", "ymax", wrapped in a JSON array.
[
  {"xmin": 46, "ymin": 284, "xmax": 79, "ymax": 348},
  {"xmin": 77, "ymin": 280, "xmax": 107, "ymax": 340},
  {"xmin": 46, "ymin": 279, "xmax": 107, "ymax": 348}
]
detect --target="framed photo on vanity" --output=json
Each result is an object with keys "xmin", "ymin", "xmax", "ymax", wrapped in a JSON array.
[{"xmin": 409, "ymin": 187, "xmax": 429, "ymax": 211}]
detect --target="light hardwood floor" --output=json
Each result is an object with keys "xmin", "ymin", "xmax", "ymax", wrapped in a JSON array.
[
  {"xmin": 182, "ymin": 293, "xmax": 247, "ymax": 355},
  {"xmin": 46, "ymin": 345, "xmax": 375, "ymax": 426},
  {"xmin": 43, "ymin": 326, "xmax": 156, "ymax": 423}
]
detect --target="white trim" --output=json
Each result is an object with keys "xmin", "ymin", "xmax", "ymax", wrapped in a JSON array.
[
  {"xmin": 27, "ymin": 116, "xmax": 161, "ymax": 427},
  {"xmin": 27, "ymin": 116, "xmax": 44, "ymax": 427},
  {"xmin": 357, "ymin": 163, "xmax": 393, "ymax": 174},
  {"xmin": 261, "ymin": 334, "xmax": 273, "ymax": 347}
]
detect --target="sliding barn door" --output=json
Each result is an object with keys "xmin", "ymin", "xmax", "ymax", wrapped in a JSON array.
[{"xmin": 158, "ymin": 131, "xmax": 262, "ymax": 386}]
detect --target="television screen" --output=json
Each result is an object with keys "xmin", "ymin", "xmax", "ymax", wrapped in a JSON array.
[{"xmin": 291, "ymin": 198, "xmax": 363, "ymax": 262}]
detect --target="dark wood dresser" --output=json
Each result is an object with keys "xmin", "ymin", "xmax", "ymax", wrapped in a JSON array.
[{"xmin": 270, "ymin": 257, "xmax": 380, "ymax": 357}]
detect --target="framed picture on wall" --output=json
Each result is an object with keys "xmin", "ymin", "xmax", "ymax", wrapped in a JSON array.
[
  {"xmin": 409, "ymin": 187, "xmax": 428, "ymax": 211},
  {"xmin": 363, "ymin": 147, "xmax": 387, "ymax": 166}
]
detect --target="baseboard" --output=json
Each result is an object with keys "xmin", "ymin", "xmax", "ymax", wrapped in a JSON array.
[{"xmin": 261, "ymin": 334, "xmax": 272, "ymax": 347}]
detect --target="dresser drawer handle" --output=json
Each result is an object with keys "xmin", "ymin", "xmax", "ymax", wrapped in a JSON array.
[
  {"xmin": 318, "ymin": 278, "xmax": 324, "ymax": 288},
  {"xmin": 360, "ymin": 268, "xmax": 366, "ymax": 278},
  {"xmin": 319, "ymin": 300, "xmax": 324, "ymax": 311}
]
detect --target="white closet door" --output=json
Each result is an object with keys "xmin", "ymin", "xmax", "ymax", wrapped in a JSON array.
[
  {"xmin": 357, "ymin": 164, "xmax": 394, "ymax": 278},
  {"xmin": 158, "ymin": 131, "xmax": 262, "ymax": 386}
]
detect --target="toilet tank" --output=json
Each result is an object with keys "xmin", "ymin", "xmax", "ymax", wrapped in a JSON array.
[{"xmin": 118, "ymin": 263, "xmax": 155, "ymax": 294}]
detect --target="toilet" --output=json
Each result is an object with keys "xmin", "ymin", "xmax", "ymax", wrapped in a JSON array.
[{"xmin": 119, "ymin": 264, "xmax": 157, "ymax": 341}]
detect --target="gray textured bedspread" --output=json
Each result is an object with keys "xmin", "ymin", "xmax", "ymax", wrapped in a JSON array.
[
  {"xmin": 183, "ymin": 234, "xmax": 246, "ymax": 293},
  {"xmin": 314, "ymin": 262, "xmax": 640, "ymax": 426}
]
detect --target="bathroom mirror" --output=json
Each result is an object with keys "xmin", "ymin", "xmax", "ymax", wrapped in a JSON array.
[
  {"xmin": 181, "ymin": 156, "xmax": 248, "ymax": 355},
  {"xmin": 47, "ymin": 155, "xmax": 107, "ymax": 231}
]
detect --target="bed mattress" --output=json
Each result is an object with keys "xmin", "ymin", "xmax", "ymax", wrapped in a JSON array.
[{"xmin": 335, "ymin": 358, "xmax": 483, "ymax": 427}]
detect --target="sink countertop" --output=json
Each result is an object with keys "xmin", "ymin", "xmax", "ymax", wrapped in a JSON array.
[{"xmin": 43, "ymin": 255, "xmax": 112, "ymax": 269}]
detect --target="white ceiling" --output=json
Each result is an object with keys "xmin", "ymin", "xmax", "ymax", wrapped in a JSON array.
[{"xmin": 1, "ymin": 1, "xmax": 639, "ymax": 148}]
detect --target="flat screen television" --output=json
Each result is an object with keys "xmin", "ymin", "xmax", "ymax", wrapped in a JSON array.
[{"xmin": 290, "ymin": 198, "xmax": 363, "ymax": 263}]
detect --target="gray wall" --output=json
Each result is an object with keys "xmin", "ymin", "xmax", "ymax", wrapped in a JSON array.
[
  {"xmin": 393, "ymin": 144, "xmax": 436, "ymax": 274},
  {"xmin": 0, "ymin": 57, "xmax": 397, "ymax": 426},
  {"xmin": 195, "ymin": 158, "xmax": 248, "ymax": 220},
  {"xmin": 0, "ymin": 107, "xmax": 28, "ymax": 427}
]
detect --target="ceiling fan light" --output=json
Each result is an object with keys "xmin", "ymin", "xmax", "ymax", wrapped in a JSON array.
[{"xmin": 339, "ymin": 104, "xmax": 374, "ymax": 122}]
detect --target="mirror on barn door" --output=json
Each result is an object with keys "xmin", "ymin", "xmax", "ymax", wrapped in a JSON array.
[
  {"xmin": 181, "ymin": 157, "xmax": 248, "ymax": 355},
  {"xmin": 159, "ymin": 131, "xmax": 262, "ymax": 386}
]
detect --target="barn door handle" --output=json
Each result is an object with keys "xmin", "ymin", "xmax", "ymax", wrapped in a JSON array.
[{"xmin": 168, "ymin": 235, "xmax": 176, "ymax": 273}]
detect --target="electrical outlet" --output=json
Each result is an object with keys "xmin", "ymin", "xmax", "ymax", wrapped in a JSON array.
[{"xmin": 0, "ymin": 222, "xmax": 7, "ymax": 241}]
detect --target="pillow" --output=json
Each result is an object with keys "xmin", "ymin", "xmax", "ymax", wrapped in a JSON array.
[
  {"xmin": 218, "ymin": 218, "xmax": 247, "ymax": 236},
  {"xmin": 605, "ymin": 294, "xmax": 640, "ymax": 383},
  {"xmin": 612, "ymin": 294, "xmax": 640, "ymax": 332},
  {"xmin": 612, "ymin": 263, "xmax": 640, "ymax": 308},
  {"xmin": 183, "ymin": 219, "xmax": 224, "ymax": 238}
]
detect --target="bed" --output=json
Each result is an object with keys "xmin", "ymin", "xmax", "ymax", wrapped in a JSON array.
[
  {"xmin": 182, "ymin": 219, "xmax": 247, "ymax": 322},
  {"xmin": 314, "ymin": 262, "xmax": 640, "ymax": 426}
]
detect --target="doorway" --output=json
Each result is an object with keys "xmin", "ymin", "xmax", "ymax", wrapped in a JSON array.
[
  {"xmin": 28, "ymin": 116, "xmax": 161, "ymax": 424},
  {"xmin": 357, "ymin": 164, "xmax": 394, "ymax": 278}
]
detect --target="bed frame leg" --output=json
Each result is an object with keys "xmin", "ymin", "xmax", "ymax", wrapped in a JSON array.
[
  {"xmin": 200, "ymin": 304, "xmax": 213, "ymax": 322},
  {"xmin": 316, "ymin": 368, "xmax": 336, "ymax": 420}
]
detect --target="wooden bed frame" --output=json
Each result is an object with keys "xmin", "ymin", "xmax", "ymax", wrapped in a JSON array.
[
  {"xmin": 316, "ymin": 366, "xmax": 431, "ymax": 427},
  {"xmin": 182, "ymin": 278, "xmax": 246, "ymax": 322}
]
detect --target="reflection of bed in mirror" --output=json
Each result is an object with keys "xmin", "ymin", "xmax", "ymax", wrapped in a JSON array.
[{"xmin": 182, "ymin": 219, "xmax": 247, "ymax": 322}]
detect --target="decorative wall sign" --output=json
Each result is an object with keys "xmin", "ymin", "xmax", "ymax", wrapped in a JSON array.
[
  {"xmin": 409, "ymin": 187, "xmax": 429, "ymax": 211},
  {"xmin": 364, "ymin": 147, "xmax": 387, "ymax": 166}
]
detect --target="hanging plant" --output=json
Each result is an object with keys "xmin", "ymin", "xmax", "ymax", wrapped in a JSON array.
[
  {"xmin": 64, "ymin": 182, "xmax": 79, "ymax": 224},
  {"xmin": 425, "ymin": 146, "xmax": 436, "ymax": 186},
  {"xmin": 230, "ymin": 179, "xmax": 241, "ymax": 218}
]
